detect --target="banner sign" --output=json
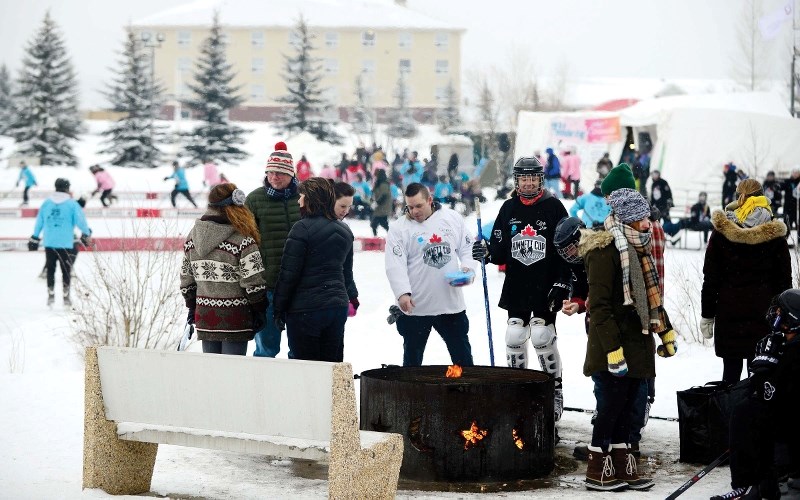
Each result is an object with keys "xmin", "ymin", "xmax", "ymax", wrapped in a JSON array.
[{"xmin": 549, "ymin": 116, "xmax": 621, "ymax": 144}]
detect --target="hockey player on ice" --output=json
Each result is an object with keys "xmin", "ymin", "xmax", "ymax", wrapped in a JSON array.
[{"xmin": 472, "ymin": 156, "xmax": 570, "ymax": 421}]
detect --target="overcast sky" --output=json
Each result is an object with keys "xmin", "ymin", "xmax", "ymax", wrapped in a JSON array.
[{"xmin": 0, "ymin": 0, "xmax": 794, "ymax": 108}]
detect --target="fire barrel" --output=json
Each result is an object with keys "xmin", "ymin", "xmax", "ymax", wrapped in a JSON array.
[{"xmin": 359, "ymin": 365, "xmax": 555, "ymax": 482}]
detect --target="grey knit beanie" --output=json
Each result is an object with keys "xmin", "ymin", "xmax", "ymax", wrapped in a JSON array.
[{"xmin": 608, "ymin": 188, "xmax": 651, "ymax": 224}]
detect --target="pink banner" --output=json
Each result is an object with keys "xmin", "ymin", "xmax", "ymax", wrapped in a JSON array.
[{"xmin": 585, "ymin": 117, "xmax": 621, "ymax": 143}]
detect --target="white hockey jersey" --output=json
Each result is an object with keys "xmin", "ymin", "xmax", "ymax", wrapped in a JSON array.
[{"xmin": 385, "ymin": 207, "xmax": 477, "ymax": 316}]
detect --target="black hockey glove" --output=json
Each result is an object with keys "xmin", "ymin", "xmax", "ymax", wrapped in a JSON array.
[
  {"xmin": 274, "ymin": 312, "xmax": 286, "ymax": 332},
  {"xmin": 471, "ymin": 240, "xmax": 489, "ymax": 262},
  {"xmin": 547, "ymin": 281, "xmax": 572, "ymax": 313},
  {"xmin": 28, "ymin": 236, "xmax": 40, "ymax": 251},
  {"xmin": 187, "ymin": 307, "xmax": 196, "ymax": 325},
  {"xmin": 80, "ymin": 234, "xmax": 93, "ymax": 247},
  {"xmin": 387, "ymin": 305, "xmax": 403, "ymax": 325},
  {"xmin": 750, "ymin": 332, "xmax": 785, "ymax": 377}
]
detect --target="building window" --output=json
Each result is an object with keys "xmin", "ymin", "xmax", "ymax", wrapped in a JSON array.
[
  {"xmin": 251, "ymin": 58, "xmax": 265, "ymax": 74},
  {"xmin": 398, "ymin": 32, "xmax": 412, "ymax": 49},
  {"xmin": 434, "ymin": 32, "xmax": 449, "ymax": 49},
  {"xmin": 177, "ymin": 31, "xmax": 191, "ymax": 47},
  {"xmin": 251, "ymin": 31, "xmax": 264, "ymax": 48},
  {"xmin": 435, "ymin": 60, "xmax": 449, "ymax": 74},
  {"xmin": 250, "ymin": 84, "xmax": 265, "ymax": 102},
  {"xmin": 362, "ymin": 59, "xmax": 375, "ymax": 75},
  {"xmin": 325, "ymin": 58, "xmax": 339, "ymax": 75},
  {"xmin": 178, "ymin": 83, "xmax": 192, "ymax": 97},
  {"xmin": 361, "ymin": 30, "xmax": 376, "ymax": 47},
  {"xmin": 325, "ymin": 32, "xmax": 339, "ymax": 48},
  {"xmin": 177, "ymin": 57, "xmax": 192, "ymax": 72},
  {"xmin": 435, "ymin": 86, "xmax": 448, "ymax": 102},
  {"xmin": 324, "ymin": 87, "xmax": 339, "ymax": 104},
  {"xmin": 289, "ymin": 30, "xmax": 301, "ymax": 47},
  {"xmin": 399, "ymin": 59, "xmax": 411, "ymax": 74}
]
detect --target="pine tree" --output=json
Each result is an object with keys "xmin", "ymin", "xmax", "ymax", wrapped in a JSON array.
[
  {"xmin": 386, "ymin": 72, "xmax": 417, "ymax": 139},
  {"xmin": 0, "ymin": 64, "xmax": 13, "ymax": 136},
  {"xmin": 277, "ymin": 16, "xmax": 342, "ymax": 145},
  {"xmin": 98, "ymin": 29, "xmax": 165, "ymax": 168},
  {"xmin": 437, "ymin": 79, "xmax": 461, "ymax": 133},
  {"xmin": 9, "ymin": 12, "xmax": 82, "ymax": 165},
  {"xmin": 350, "ymin": 73, "xmax": 375, "ymax": 136},
  {"xmin": 182, "ymin": 12, "xmax": 249, "ymax": 164}
]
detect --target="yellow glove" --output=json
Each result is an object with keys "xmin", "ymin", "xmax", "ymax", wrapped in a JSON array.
[
  {"xmin": 657, "ymin": 330, "xmax": 677, "ymax": 358},
  {"xmin": 606, "ymin": 347, "xmax": 628, "ymax": 376}
]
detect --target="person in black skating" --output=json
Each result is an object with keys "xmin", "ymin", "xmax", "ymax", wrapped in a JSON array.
[
  {"xmin": 711, "ymin": 289, "xmax": 800, "ymax": 500},
  {"xmin": 472, "ymin": 156, "xmax": 570, "ymax": 422}
]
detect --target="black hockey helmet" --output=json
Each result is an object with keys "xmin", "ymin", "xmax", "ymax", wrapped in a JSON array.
[
  {"xmin": 766, "ymin": 289, "xmax": 800, "ymax": 333},
  {"xmin": 513, "ymin": 156, "xmax": 544, "ymax": 198},
  {"xmin": 55, "ymin": 178, "xmax": 71, "ymax": 193},
  {"xmin": 554, "ymin": 216, "xmax": 585, "ymax": 263}
]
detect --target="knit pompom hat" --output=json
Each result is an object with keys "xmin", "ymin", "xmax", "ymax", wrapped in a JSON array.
[
  {"xmin": 601, "ymin": 163, "xmax": 637, "ymax": 196},
  {"xmin": 608, "ymin": 188, "xmax": 651, "ymax": 224},
  {"xmin": 265, "ymin": 141, "xmax": 294, "ymax": 176}
]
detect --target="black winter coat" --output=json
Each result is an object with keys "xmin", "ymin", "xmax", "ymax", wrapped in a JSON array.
[
  {"xmin": 487, "ymin": 192, "xmax": 569, "ymax": 318},
  {"xmin": 701, "ymin": 211, "xmax": 791, "ymax": 359},
  {"xmin": 272, "ymin": 215, "xmax": 358, "ymax": 315},
  {"xmin": 649, "ymin": 178, "xmax": 673, "ymax": 215}
]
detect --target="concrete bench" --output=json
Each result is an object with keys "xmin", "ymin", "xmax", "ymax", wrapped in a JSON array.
[{"xmin": 82, "ymin": 346, "xmax": 403, "ymax": 498}]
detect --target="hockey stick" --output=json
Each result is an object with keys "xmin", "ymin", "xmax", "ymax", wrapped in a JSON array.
[
  {"xmin": 177, "ymin": 322, "xmax": 194, "ymax": 351},
  {"xmin": 664, "ymin": 449, "xmax": 730, "ymax": 500},
  {"xmin": 475, "ymin": 202, "xmax": 495, "ymax": 366},
  {"xmin": 563, "ymin": 406, "xmax": 678, "ymax": 422}
]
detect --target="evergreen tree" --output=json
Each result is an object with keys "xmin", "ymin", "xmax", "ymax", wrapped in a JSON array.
[
  {"xmin": 436, "ymin": 79, "xmax": 461, "ymax": 133},
  {"xmin": 99, "ymin": 29, "xmax": 165, "ymax": 168},
  {"xmin": 350, "ymin": 73, "xmax": 375, "ymax": 136},
  {"xmin": 277, "ymin": 16, "xmax": 342, "ymax": 145},
  {"xmin": 10, "ymin": 12, "xmax": 82, "ymax": 165},
  {"xmin": 0, "ymin": 64, "xmax": 13, "ymax": 136},
  {"xmin": 386, "ymin": 72, "xmax": 417, "ymax": 139},
  {"xmin": 183, "ymin": 12, "xmax": 249, "ymax": 164}
]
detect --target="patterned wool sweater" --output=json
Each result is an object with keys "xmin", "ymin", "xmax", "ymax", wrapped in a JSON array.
[{"xmin": 180, "ymin": 214, "xmax": 268, "ymax": 342}]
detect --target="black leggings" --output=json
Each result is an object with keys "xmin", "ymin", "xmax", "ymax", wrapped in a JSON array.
[
  {"xmin": 722, "ymin": 357, "xmax": 753, "ymax": 385},
  {"xmin": 370, "ymin": 216, "xmax": 389, "ymax": 236},
  {"xmin": 100, "ymin": 189, "xmax": 115, "ymax": 207},
  {"xmin": 45, "ymin": 248, "xmax": 74, "ymax": 290},
  {"xmin": 171, "ymin": 189, "xmax": 197, "ymax": 208},
  {"xmin": 201, "ymin": 340, "xmax": 248, "ymax": 355},
  {"xmin": 23, "ymin": 186, "xmax": 31, "ymax": 204}
]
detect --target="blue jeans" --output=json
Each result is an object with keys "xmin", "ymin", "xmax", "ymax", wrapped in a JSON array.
[
  {"xmin": 591, "ymin": 372, "xmax": 642, "ymax": 449},
  {"xmin": 286, "ymin": 306, "xmax": 348, "ymax": 362},
  {"xmin": 628, "ymin": 377, "xmax": 653, "ymax": 444},
  {"xmin": 545, "ymin": 178, "xmax": 562, "ymax": 198},
  {"xmin": 253, "ymin": 291, "xmax": 288, "ymax": 358},
  {"xmin": 395, "ymin": 311, "xmax": 474, "ymax": 367}
]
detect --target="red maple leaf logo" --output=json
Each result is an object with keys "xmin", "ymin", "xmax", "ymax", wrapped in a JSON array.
[
  {"xmin": 521, "ymin": 224, "xmax": 537, "ymax": 237},
  {"xmin": 429, "ymin": 233, "xmax": 442, "ymax": 243}
]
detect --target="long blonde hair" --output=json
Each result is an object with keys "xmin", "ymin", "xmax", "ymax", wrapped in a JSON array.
[
  {"xmin": 736, "ymin": 178, "xmax": 763, "ymax": 207},
  {"xmin": 209, "ymin": 183, "xmax": 261, "ymax": 245}
]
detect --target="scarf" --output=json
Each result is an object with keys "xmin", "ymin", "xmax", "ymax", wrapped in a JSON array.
[
  {"xmin": 264, "ymin": 177, "xmax": 299, "ymax": 200},
  {"xmin": 604, "ymin": 215, "xmax": 665, "ymax": 332},
  {"xmin": 733, "ymin": 195, "xmax": 771, "ymax": 223}
]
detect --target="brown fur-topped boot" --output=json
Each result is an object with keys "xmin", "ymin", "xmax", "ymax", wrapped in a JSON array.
[
  {"xmin": 610, "ymin": 443, "xmax": 654, "ymax": 490},
  {"xmin": 585, "ymin": 445, "xmax": 627, "ymax": 491}
]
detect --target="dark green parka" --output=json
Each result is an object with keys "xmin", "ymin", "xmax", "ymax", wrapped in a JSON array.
[
  {"xmin": 579, "ymin": 229, "xmax": 656, "ymax": 379},
  {"xmin": 245, "ymin": 185, "xmax": 301, "ymax": 290}
]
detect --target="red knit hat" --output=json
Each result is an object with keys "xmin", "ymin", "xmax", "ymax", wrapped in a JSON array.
[{"xmin": 265, "ymin": 141, "xmax": 294, "ymax": 176}]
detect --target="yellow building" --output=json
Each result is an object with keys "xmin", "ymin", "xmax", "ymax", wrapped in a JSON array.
[{"xmin": 133, "ymin": 0, "xmax": 463, "ymax": 123}]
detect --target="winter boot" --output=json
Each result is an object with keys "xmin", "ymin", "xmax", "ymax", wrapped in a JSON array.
[
  {"xmin": 630, "ymin": 441, "xmax": 641, "ymax": 459},
  {"xmin": 47, "ymin": 288, "xmax": 55, "ymax": 306},
  {"xmin": 585, "ymin": 446, "xmax": 627, "ymax": 491},
  {"xmin": 63, "ymin": 285, "xmax": 71, "ymax": 307},
  {"xmin": 610, "ymin": 443, "xmax": 653, "ymax": 490}
]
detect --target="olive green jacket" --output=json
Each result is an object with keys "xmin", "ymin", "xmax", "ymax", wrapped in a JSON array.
[
  {"xmin": 579, "ymin": 229, "xmax": 656, "ymax": 379},
  {"xmin": 245, "ymin": 186, "xmax": 301, "ymax": 290}
]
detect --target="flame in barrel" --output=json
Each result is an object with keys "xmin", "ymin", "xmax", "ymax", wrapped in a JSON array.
[{"xmin": 445, "ymin": 364, "xmax": 463, "ymax": 378}]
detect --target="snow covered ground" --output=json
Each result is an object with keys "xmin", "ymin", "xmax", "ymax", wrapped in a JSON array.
[{"xmin": 1, "ymin": 122, "xmax": 795, "ymax": 499}]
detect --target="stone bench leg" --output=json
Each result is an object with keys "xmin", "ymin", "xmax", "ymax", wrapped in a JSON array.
[
  {"xmin": 329, "ymin": 434, "xmax": 404, "ymax": 500},
  {"xmin": 83, "ymin": 347, "xmax": 158, "ymax": 495}
]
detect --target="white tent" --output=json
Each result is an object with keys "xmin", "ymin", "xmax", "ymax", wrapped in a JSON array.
[{"xmin": 515, "ymin": 92, "xmax": 800, "ymax": 208}]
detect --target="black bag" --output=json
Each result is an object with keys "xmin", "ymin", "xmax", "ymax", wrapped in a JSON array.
[{"xmin": 677, "ymin": 379, "xmax": 753, "ymax": 464}]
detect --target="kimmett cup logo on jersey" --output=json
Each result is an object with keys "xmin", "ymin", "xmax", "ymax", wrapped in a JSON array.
[
  {"xmin": 422, "ymin": 233, "xmax": 451, "ymax": 269},
  {"xmin": 511, "ymin": 224, "xmax": 546, "ymax": 266}
]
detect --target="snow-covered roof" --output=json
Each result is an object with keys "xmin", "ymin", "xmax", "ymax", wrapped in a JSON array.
[
  {"xmin": 619, "ymin": 91, "xmax": 790, "ymax": 127},
  {"xmin": 133, "ymin": 0, "xmax": 462, "ymax": 31}
]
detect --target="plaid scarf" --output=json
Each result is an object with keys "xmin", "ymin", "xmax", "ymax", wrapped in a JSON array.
[
  {"xmin": 604, "ymin": 215, "xmax": 665, "ymax": 331},
  {"xmin": 264, "ymin": 177, "xmax": 299, "ymax": 200}
]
